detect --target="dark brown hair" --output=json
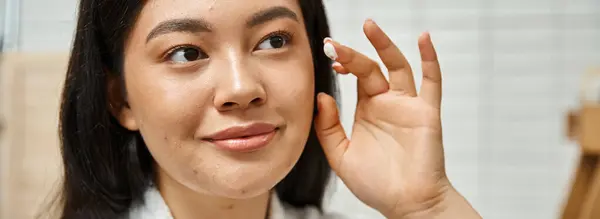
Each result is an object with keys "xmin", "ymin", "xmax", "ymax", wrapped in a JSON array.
[{"xmin": 57, "ymin": 0, "xmax": 338, "ymax": 218}]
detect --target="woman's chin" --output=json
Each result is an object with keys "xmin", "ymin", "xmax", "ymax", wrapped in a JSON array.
[
  {"xmin": 162, "ymin": 143, "xmax": 303, "ymax": 200},
  {"xmin": 186, "ymin": 147, "xmax": 300, "ymax": 199},
  {"xmin": 182, "ymin": 164, "xmax": 288, "ymax": 199},
  {"xmin": 207, "ymin": 175, "xmax": 281, "ymax": 199}
]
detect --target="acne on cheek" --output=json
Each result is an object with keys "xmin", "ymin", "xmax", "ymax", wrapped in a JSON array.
[
  {"xmin": 189, "ymin": 158, "xmax": 208, "ymax": 184},
  {"xmin": 175, "ymin": 141, "xmax": 183, "ymax": 149},
  {"xmin": 162, "ymin": 132, "xmax": 182, "ymax": 149},
  {"xmin": 278, "ymin": 82, "xmax": 311, "ymax": 101}
]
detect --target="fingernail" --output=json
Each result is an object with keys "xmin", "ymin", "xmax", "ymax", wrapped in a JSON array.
[
  {"xmin": 323, "ymin": 42, "xmax": 338, "ymax": 60},
  {"xmin": 366, "ymin": 18, "xmax": 376, "ymax": 24},
  {"xmin": 316, "ymin": 93, "xmax": 324, "ymax": 112},
  {"xmin": 323, "ymin": 37, "xmax": 333, "ymax": 44},
  {"xmin": 331, "ymin": 62, "xmax": 343, "ymax": 73}
]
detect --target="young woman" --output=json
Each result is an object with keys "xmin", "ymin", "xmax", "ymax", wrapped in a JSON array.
[{"xmin": 56, "ymin": 0, "xmax": 482, "ymax": 218}]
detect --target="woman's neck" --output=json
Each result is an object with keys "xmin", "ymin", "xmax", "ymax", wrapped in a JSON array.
[{"xmin": 156, "ymin": 173, "xmax": 271, "ymax": 219}]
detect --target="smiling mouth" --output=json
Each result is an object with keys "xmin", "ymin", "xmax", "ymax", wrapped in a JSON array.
[
  {"xmin": 207, "ymin": 129, "xmax": 277, "ymax": 153},
  {"xmin": 203, "ymin": 123, "xmax": 279, "ymax": 153}
]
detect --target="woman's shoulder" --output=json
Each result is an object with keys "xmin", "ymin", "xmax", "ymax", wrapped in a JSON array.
[{"xmin": 128, "ymin": 187, "xmax": 173, "ymax": 219}]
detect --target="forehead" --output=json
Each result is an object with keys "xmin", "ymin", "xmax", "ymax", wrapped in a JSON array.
[{"xmin": 137, "ymin": 0, "xmax": 304, "ymax": 29}]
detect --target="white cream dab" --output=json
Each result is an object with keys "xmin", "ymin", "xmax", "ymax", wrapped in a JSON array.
[{"xmin": 323, "ymin": 42, "xmax": 338, "ymax": 60}]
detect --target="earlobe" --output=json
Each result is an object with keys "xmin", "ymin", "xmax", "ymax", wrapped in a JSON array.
[
  {"xmin": 111, "ymin": 103, "xmax": 139, "ymax": 131},
  {"xmin": 107, "ymin": 74, "xmax": 139, "ymax": 131}
]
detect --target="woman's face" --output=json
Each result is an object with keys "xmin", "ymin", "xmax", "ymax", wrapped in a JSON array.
[{"xmin": 117, "ymin": 0, "xmax": 315, "ymax": 198}]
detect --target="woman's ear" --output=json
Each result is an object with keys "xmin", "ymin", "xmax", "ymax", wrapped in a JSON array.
[{"xmin": 107, "ymin": 74, "xmax": 139, "ymax": 131}]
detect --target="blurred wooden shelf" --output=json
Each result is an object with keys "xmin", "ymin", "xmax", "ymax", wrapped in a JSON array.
[
  {"xmin": 567, "ymin": 105, "xmax": 600, "ymax": 153},
  {"xmin": 562, "ymin": 104, "xmax": 600, "ymax": 219},
  {"xmin": 0, "ymin": 52, "xmax": 68, "ymax": 219}
]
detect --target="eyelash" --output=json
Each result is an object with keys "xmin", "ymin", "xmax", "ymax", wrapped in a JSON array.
[
  {"xmin": 162, "ymin": 44, "xmax": 203, "ymax": 61},
  {"xmin": 255, "ymin": 29, "xmax": 295, "ymax": 49},
  {"xmin": 161, "ymin": 29, "xmax": 295, "ymax": 61}
]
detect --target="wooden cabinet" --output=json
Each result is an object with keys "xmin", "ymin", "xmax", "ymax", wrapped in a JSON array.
[{"xmin": 0, "ymin": 53, "xmax": 68, "ymax": 219}]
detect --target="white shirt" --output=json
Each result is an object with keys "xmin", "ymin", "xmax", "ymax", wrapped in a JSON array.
[{"xmin": 128, "ymin": 187, "xmax": 346, "ymax": 219}]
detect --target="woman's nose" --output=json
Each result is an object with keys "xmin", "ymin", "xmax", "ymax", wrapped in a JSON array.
[{"xmin": 213, "ymin": 60, "xmax": 267, "ymax": 112}]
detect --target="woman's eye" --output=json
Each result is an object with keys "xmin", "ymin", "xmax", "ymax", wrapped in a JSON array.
[
  {"xmin": 168, "ymin": 47, "xmax": 206, "ymax": 63},
  {"xmin": 257, "ymin": 35, "xmax": 289, "ymax": 50}
]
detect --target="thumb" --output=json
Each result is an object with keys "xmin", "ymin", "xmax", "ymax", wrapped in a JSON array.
[{"xmin": 314, "ymin": 92, "xmax": 349, "ymax": 171}]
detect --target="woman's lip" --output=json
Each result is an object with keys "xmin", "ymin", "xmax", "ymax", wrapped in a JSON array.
[
  {"xmin": 209, "ymin": 129, "xmax": 277, "ymax": 152},
  {"xmin": 204, "ymin": 123, "xmax": 277, "ymax": 140}
]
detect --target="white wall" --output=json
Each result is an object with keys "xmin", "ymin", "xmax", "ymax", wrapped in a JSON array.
[
  {"xmin": 11, "ymin": 0, "xmax": 600, "ymax": 218},
  {"xmin": 324, "ymin": 0, "xmax": 598, "ymax": 218},
  {"xmin": 0, "ymin": 0, "xmax": 5, "ymax": 38}
]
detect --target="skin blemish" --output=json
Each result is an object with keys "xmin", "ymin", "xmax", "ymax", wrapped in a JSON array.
[
  {"xmin": 209, "ymin": 0, "xmax": 217, "ymax": 10},
  {"xmin": 122, "ymin": 0, "xmax": 319, "ymax": 210},
  {"xmin": 174, "ymin": 141, "xmax": 182, "ymax": 149}
]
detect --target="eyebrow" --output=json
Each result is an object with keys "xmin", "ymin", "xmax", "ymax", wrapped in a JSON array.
[
  {"xmin": 146, "ymin": 18, "xmax": 212, "ymax": 43},
  {"xmin": 145, "ymin": 6, "xmax": 299, "ymax": 43},
  {"xmin": 246, "ymin": 6, "xmax": 299, "ymax": 28}
]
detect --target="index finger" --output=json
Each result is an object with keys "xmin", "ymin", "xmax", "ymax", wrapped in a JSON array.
[
  {"xmin": 324, "ymin": 38, "xmax": 389, "ymax": 97},
  {"xmin": 363, "ymin": 19, "xmax": 417, "ymax": 96}
]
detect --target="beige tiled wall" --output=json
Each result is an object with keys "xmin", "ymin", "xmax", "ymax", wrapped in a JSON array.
[{"xmin": 0, "ymin": 53, "xmax": 68, "ymax": 219}]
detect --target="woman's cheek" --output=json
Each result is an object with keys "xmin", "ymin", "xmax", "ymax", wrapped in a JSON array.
[{"xmin": 136, "ymin": 76, "xmax": 210, "ymax": 126}]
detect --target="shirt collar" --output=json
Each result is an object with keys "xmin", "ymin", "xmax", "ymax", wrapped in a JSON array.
[{"xmin": 128, "ymin": 186, "xmax": 287, "ymax": 219}]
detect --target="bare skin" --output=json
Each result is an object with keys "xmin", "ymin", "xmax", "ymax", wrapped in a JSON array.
[
  {"xmin": 111, "ymin": 0, "xmax": 482, "ymax": 218},
  {"xmin": 315, "ymin": 20, "xmax": 482, "ymax": 219}
]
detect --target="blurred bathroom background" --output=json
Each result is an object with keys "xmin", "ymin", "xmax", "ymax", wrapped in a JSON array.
[{"xmin": 1, "ymin": 0, "xmax": 599, "ymax": 218}]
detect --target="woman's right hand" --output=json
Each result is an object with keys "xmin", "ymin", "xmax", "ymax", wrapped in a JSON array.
[{"xmin": 314, "ymin": 19, "xmax": 481, "ymax": 219}]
